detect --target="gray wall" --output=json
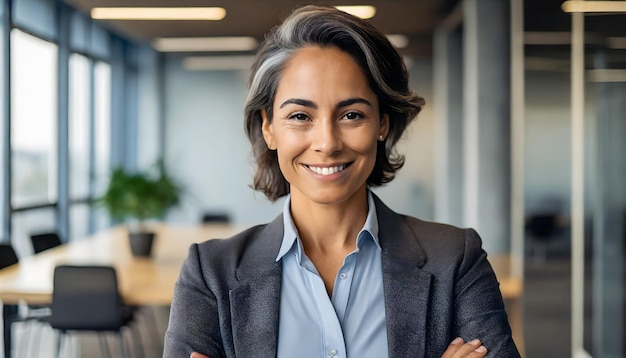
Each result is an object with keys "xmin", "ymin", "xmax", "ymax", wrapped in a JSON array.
[{"xmin": 160, "ymin": 54, "xmax": 435, "ymax": 227}]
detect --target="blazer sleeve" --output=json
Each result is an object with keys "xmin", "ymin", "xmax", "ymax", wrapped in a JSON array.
[
  {"xmin": 453, "ymin": 229, "xmax": 521, "ymax": 358},
  {"xmin": 163, "ymin": 243, "xmax": 225, "ymax": 358}
]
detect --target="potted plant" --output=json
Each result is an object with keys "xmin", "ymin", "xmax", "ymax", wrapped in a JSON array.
[{"xmin": 99, "ymin": 160, "xmax": 182, "ymax": 257}]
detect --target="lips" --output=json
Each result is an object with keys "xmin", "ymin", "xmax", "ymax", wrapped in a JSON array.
[{"xmin": 306, "ymin": 163, "xmax": 349, "ymax": 176}]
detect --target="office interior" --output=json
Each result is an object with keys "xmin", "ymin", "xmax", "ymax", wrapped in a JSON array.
[{"xmin": 0, "ymin": 0, "xmax": 624, "ymax": 357}]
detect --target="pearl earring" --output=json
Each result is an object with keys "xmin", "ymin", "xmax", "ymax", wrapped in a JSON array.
[{"xmin": 379, "ymin": 134, "xmax": 385, "ymax": 141}]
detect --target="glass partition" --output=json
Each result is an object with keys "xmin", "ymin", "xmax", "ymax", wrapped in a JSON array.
[{"xmin": 580, "ymin": 11, "xmax": 626, "ymax": 358}]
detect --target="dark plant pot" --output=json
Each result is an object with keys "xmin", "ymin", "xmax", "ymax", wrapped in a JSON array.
[{"xmin": 129, "ymin": 232, "xmax": 155, "ymax": 257}]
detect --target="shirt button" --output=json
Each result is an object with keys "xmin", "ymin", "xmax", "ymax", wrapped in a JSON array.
[
  {"xmin": 328, "ymin": 349, "xmax": 338, "ymax": 356},
  {"xmin": 339, "ymin": 273, "xmax": 348, "ymax": 279}
]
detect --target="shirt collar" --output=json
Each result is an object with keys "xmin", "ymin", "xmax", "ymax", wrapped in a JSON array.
[{"xmin": 276, "ymin": 190, "xmax": 380, "ymax": 262}]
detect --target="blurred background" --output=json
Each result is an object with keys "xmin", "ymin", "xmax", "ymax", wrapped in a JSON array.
[{"xmin": 0, "ymin": 0, "xmax": 624, "ymax": 357}]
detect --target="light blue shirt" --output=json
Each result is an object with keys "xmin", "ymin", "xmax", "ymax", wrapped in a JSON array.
[{"xmin": 276, "ymin": 192, "xmax": 388, "ymax": 358}]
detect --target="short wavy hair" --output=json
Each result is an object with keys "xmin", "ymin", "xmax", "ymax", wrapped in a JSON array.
[{"xmin": 244, "ymin": 5, "xmax": 425, "ymax": 201}]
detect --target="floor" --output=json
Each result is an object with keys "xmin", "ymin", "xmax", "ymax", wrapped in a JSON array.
[
  {"xmin": 4, "ymin": 257, "xmax": 573, "ymax": 358},
  {"xmin": 523, "ymin": 257, "xmax": 571, "ymax": 357},
  {"xmin": 8, "ymin": 305, "xmax": 171, "ymax": 358}
]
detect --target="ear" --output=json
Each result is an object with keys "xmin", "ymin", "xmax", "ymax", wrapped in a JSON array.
[
  {"xmin": 379, "ymin": 114, "xmax": 390, "ymax": 139},
  {"xmin": 261, "ymin": 109, "xmax": 276, "ymax": 150}
]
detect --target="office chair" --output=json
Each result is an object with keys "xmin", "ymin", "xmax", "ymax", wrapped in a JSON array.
[
  {"xmin": 44, "ymin": 265, "xmax": 142, "ymax": 358},
  {"xmin": 0, "ymin": 244, "xmax": 51, "ymax": 357},
  {"xmin": 29, "ymin": 232, "xmax": 62, "ymax": 254},
  {"xmin": 526, "ymin": 213, "xmax": 561, "ymax": 263},
  {"xmin": 201, "ymin": 212, "xmax": 231, "ymax": 224},
  {"xmin": 0, "ymin": 244, "xmax": 19, "ymax": 269}
]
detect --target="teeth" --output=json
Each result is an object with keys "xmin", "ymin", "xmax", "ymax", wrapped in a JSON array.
[{"xmin": 308, "ymin": 164, "xmax": 346, "ymax": 176}]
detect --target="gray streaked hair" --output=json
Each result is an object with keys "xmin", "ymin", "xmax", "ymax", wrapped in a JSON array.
[{"xmin": 244, "ymin": 5, "xmax": 425, "ymax": 201}]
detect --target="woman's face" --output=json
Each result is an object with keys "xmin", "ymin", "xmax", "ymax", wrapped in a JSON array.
[{"xmin": 262, "ymin": 46, "xmax": 388, "ymax": 206}]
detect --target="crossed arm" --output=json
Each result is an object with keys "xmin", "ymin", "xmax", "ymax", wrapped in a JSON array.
[{"xmin": 189, "ymin": 337, "xmax": 488, "ymax": 358}]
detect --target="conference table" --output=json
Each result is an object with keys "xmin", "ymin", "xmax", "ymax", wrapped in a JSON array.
[
  {"xmin": 0, "ymin": 223, "xmax": 241, "ymax": 358},
  {"xmin": 0, "ymin": 223, "xmax": 523, "ymax": 357}
]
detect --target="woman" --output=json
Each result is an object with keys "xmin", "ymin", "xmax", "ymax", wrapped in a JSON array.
[{"xmin": 164, "ymin": 5, "xmax": 520, "ymax": 358}]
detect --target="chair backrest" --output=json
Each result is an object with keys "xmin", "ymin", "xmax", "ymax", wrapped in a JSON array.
[
  {"xmin": 201, "ymin": 212, "xmax": 231, "ymax": 224},
  {"xmin": 0, "ymin": 244, "xmax": 19, "ymax": 270},
  {"xmin": 526, "ymin": 214, "xmax": 559, "ymax": 238},
  {"xmin": 48, "ymin": 265, "xmax": 124, "ymax": 331},
  {"xmin": 30, "ymin": 232, "xmax": 62, "ymax": 254}
]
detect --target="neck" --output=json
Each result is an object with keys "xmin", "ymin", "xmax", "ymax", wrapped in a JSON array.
[{"xmin": 289, "ymin": 187, "xmax": 368, "ymax": 252}]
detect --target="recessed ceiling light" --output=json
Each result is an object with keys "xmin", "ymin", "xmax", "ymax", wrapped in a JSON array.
[
  {"xmin": 153, "ymin": 37, "xmax": 258, "ymax": 52},
  {"xmin": 183, "ymin": 56, "xmax": 256, "ymax": 71},
  {"xmin": 562, "ymin": 1, "xmax": 626, "ymax": 13},
  {"xmin": 334, "ymin": 5, "xmax": 376, "ymax": 19},
  {"xmin": 91, "ymin": 7, "xmax": 226, "ymax": 20},
  {"xmin": 386, "ymin": 34, "xmax": 409, "ymax": 49}
]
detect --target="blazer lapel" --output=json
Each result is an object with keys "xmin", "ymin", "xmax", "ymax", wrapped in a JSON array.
[
  {"xmin": 375, "ymin": 195, "xmax": 432, "ymax": 358},
  {"xmin": 229, "ymin": 216, "xmax": 284, "ymax": 358}
]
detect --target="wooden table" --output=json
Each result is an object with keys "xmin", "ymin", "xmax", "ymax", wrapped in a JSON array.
[{"xmin": 0, "ymin": 223, "xmax": 240, "ymax": 358}]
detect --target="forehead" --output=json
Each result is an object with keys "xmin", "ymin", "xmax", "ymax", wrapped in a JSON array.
[{"xmin": 274, "ymin": 46, "xmax": 375, "ymax": 101}]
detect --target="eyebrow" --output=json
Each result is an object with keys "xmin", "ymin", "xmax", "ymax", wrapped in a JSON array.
[
  {"xmin": 279, "ymin": 98, "xmax": 317, "ymax": 109},
  {"xmin": 279, "ymin": 97, "xmax": 372, "ymax": 109}
]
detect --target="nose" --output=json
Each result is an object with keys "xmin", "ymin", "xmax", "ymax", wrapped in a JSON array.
[{"xmin": 311, "ymin": 120, "xmax": 342, "ymax": 154}]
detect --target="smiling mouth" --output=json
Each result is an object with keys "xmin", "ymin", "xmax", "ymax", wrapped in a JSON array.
[{"xmin": 306, "ymin": 163, "xmax": 350, "ymax": 176}]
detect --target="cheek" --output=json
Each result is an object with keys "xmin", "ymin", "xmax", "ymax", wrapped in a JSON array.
[
  {"xmin": 351, "ymin": 135, "xmax": 379, "ymax": 156},
  {"xmin": 274, "ymin": 130, "xmax": 308, "ymax": 166},
  {"xmin": 275, "ymin": 132, "xmax": 306, "ymax": 154}
]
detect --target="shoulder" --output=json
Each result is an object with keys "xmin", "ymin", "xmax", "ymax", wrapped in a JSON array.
[
  {"xmin": 196, "ymin": 224, "xmax": 268, "ymax": 261},
  {"xmin": 374, "ymin": 193, "xmax": 481, "ymax": 259},
  {"xmin": 184, "ymin": 217, "xmax": 283, "ymax": 284},
  {"xmin": 374, "ymin": 195, "xmax": 484, "ymax": 271},
  {"xmin": 402, "ymin": 215, "xmax": 481, "ymax": 250},
  {"xmin": 189, "ymin": 224, "xmax": 269, "ymax": 275},
  {"xmin": 402, "ymin": 215, "xmax": 482, "ymax": 263}
]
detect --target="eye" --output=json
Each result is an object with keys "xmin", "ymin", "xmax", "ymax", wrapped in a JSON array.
[
  {"xmin": 288, "ymin": 112, "xmax": 310, "ymax": 121},
  {"xmin": 342, "ymin": 111, "xmax": 363, "ymax": 120}
]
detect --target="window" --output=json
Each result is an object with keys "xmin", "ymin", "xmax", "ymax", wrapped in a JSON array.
[
  {"xmin": 92, "ymin": 61, "xmax": 111, "ymax": 231},
  {"xmin": 69, "ymin": 53, "xmax": 90, "ymax": 200},
  {"xmin": 10, "ymin": 29, "xmax": 58, "ymax": 207}
]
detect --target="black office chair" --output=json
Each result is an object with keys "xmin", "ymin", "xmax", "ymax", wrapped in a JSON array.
[
  {"xmin": 0, "ymin": 244, "xmax": 51, "ymax": 357},
  {"xmin": 44, "ymin": 265, "xmax": 141, "ymax": 358},
  {"xmin": 201, "ymin": 212, "xmax": 231, "ymax": 224},
  {"xmin": 0, "ymin": 244, "xmax": 19, "ymax": 269},
  {"xmin": 526, "ymin": 213, "xmax": 561, "ymax": 263},
  {"xmin": 30, "ymin": 232, "xmax": 62, "ymax": 254}
]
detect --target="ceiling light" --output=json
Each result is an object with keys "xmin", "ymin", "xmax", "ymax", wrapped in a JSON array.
[
  {"xmin": 562, "ymin": 1, "xmax": 626, "ymax": 13},
  {"xmin": 91, "ymin": 7, "xmax": 226, "ymax": 20},
  {"xmin": 183, "ymin": 56, "xmax": 256, "ymax": 71},
  {"xmin": 387, "ymin": 34, "xmax": 409, "ymax": 49},
  {"xmin": 334, "ymin": 5, "xmax": 376, "ymax": 19},
  {"xmin": 153, "ymin": 37, "xmax": 258, "ymax": 52}
]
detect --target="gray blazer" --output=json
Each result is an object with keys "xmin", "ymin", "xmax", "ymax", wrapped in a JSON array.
[{"xmin": 164, "ymin": 196, "xmax": 520, "ymax": 357}]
